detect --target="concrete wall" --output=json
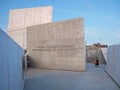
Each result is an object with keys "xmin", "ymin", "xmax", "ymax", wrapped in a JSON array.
[
  {"xmin": 27, "ymin": 18, "xmax": 86, "ymax": 71},
  {"xmin": 106, "ymin": 45, "xmax": 120, "ymax": 87},
  {"xmin": 101, "ymin": 48, "xmax": 108, "ymax": 62},
  {"xmin": 8, "ymin": 6, "xmax": 52, "ymax": 49},
  {"xmin": 0, "ymin": 28, "xmax": 24, "ymax": 90},
  {"xmin": 86, "ymin": 47, "xmax": 98, "ymax": 63},
  {"xmin": 86, "ymin": 47, "xmax": 106, "ymax": 64}
]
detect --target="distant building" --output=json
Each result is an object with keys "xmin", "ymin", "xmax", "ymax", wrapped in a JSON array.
[
  {"xmin": 87, "ymin": 43, "xmax": 108, "ymax": 49},
  {"xmin": 93, "ymin": 43, "xmax": 108, "ymax": 48}
]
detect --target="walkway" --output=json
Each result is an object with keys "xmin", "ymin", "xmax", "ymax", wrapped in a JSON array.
[{"xmin": 24, "ymin": 64, "xmax": 120, "ymax": 90}]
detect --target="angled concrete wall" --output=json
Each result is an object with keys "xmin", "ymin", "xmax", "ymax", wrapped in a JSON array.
[
  {"xmin": 101, "ymin": 48, "xmax": 108, "ymax": 62},
  {"xmin": 86, "ymin": 47, "xmax": 98, "ymax": 63},
  {"xmin": 86, "ymin": 47, "xmax": 106, "ymax": 64},
  {"xmin": 98, "ymin": 48, "xmax": 106, "ymax": 64},
  {"xmin": 106, "ymin": 45, "xmax": 120, "ymax": 87},
  {"xmin": 0, "ymin": 28, "xmax": 24, "ymax": 90},
  {"xmin": 8, "ymin": 6, "xmax": 52, "ymax": 49},
  {"xmin": 27, "ymin": 18, "xmax": 85, "ymax": 71}
]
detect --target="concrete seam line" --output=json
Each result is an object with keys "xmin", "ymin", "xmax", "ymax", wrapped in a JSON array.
[{"xmin": 104, "ymin": 70, "xmax": 120, "ymax": 88}]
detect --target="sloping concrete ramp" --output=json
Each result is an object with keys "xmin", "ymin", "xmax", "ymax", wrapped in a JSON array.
[{"xmin": 24, "ymin": 64, "xmax": 120, "ymax": 90}]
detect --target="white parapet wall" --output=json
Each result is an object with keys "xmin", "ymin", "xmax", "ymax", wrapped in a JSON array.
[
  {"xmin": 106, "ymin": 45, "xmax": 120, "ymax": 87},
  {"xmin": 0, "ymin": 28, "xmax": 24, "ymax": 90}
]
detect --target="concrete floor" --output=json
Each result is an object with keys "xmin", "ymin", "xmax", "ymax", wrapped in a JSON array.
[{"xmin": 24, "ymin": 64, "xmax": 120, "ymax": 90}]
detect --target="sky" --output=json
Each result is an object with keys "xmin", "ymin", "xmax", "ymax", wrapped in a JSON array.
[{"xmin": 0, "ymin": 0, "xmax": 120, "ymax": 45}]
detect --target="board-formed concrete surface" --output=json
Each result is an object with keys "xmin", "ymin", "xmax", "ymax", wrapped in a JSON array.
[
  {"xmin": 8, "ymin": 6, "xmax": 52, "ymax": 48},
  {"xmin": 106, "ymin": 45, "xmax": 120, "ymax": 87},
  {"xmin": 27, "ymin": 18, "xmax": 85, "ymax": 71},
  {"xmin": 24, "ymin": 64, "xmax": 120, "ymax": 90}
]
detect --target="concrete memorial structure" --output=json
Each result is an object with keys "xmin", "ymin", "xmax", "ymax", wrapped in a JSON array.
[
  {"xmin": 7, "ymin": 6, "xmax": 86, "ymax": 71},
  {"xmin": 86, "ymin": 47, "xmax": 106, "ymax": 64},
  {"xmin": 106, "ymin": 45, "xmax": 120, "ymax": 87},
  {"xmin": 8, "ymin": 6, "xmax": 52, "ymax": 49},
  {"xmin": 101, "ymin": 48, "xmax": 108, "ymax": 62},
  {"xmin": 27, "ymin": 18, "xmax": 86, "ymax": 71},
  {"xmin": 0, "ymin": 28, "xmax": 24, "ymax": 90}
]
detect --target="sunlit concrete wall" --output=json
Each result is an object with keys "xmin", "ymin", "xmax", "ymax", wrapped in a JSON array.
[
  {"xmin": 27, "ymin": 18, "xmax": 86, "ymax": 71},
  {"xmin": 8, "ymin": 6, "xmax": 52, "ymax": 49},
  {"xmin": 106, "ymin": 45, "xmax": 120, "ymax": 87},
  {"xmin": 0, "ymin": 28, "xmax": 24, "ymax": 90},
  {"xmin": 101, "ymin": 48, "xmax": 107, "ymax": 62}
]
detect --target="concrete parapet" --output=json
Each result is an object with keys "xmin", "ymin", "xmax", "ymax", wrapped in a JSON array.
[
  {"xmin": 106, "ymin": 45, "xmax": 120, "ymax": 87},
  {"xmin": 0, "ymin": 28, "xmax": 24, "ymax": 90}
]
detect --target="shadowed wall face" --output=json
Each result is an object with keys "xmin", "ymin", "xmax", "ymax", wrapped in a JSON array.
[
  {"xmin": 106, "ymin": 45, "xmax": 120, "ymax": 87},
  {"xmin": 27, "ymin": 18, "xmax": 86, "ymax": 71},
  {"xmin": 8, "ymin": 6, "xmax": 52, "ymax": 49},
  {"xmin": 0, "ymin": 28, "xmax": 24, "ymax": 90},
  {"xmin": 86, "ymin": 47, "xmax": 106, "ymax": 64}
]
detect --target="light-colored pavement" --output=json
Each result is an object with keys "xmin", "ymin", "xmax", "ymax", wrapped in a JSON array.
[{"xmin": 24, "ymin": 64, "xmax": 120, "ymax": 90}]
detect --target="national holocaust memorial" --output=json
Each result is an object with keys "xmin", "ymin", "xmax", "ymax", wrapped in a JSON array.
[
  {"xmin": 8, "ymin": 6, "xmax": 52, "ymax": 49},
  {"xmin": 7, "ymin": 6, "xmax": 86, "ymax": 71},
  {"xmin": 27, "ymin": 18, "xmax": 86, "ymax": 71}
]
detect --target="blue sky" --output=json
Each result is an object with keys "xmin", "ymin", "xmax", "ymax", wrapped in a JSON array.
[{"xmin": 0, "ymin": 0, "xmax": 120, "ymax": 45}]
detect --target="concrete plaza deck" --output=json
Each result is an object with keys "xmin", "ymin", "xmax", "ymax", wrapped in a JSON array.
[{"xmin": 24, "ymin": 64, "xmax": 120, "ymax": 90}]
